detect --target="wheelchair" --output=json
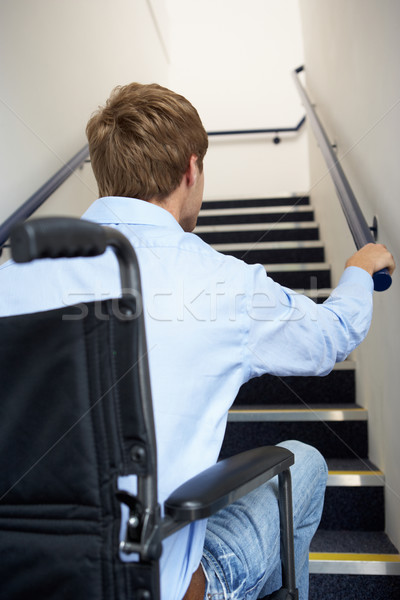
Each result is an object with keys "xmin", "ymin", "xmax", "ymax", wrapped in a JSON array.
[{"xmin": 0, "ymin": 217, "xmax": 298, "ymax": 599}]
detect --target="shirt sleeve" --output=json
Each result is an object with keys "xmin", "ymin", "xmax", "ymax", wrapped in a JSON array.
[{"xmin": 244, "ymin": 264, "xmax": 374, "ymax": 379}]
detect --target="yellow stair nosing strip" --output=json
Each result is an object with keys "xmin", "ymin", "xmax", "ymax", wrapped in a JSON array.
[{"xmin": 310, "ymin": 552, "xmax": 400, "ymax": 562}]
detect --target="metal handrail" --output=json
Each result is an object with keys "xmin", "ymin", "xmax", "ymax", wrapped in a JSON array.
[
  {"xmin": 207, "ymin": 116, "xmax": 305, "ymax": 138},
  {"xmin": 0, "ymin": 144, "xmax": 90, "ymax": 250},
  {"xmin": 293, "ymin": 66, "xmax": 391, "ymax": 291}
]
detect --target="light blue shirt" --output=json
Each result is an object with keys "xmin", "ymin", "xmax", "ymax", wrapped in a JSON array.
[{"xmin": 0, "ymin": 197, "xmax": 374, "ymax": 599}]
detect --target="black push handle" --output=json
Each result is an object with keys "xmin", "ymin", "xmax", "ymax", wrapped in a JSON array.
[{"xmin": 10, "ymin": 217, "xmax": 107, "ymax": 263}]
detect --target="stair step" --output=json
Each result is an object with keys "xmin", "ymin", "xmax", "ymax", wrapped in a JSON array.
[
  {"xmin": 195, "ymin": 221, "xmax": 320, "ymax": 244},
  {"xmin": 310, "ymin": 531, "xmax": 400, "ymax": 600},
  {"xmin": 323, "ymin": 460, "xmax": 385, "ymax": 530},
  {"xmin": 322, "ymin": 486, "xmax": 384, "ymax": 531},
  {"xmin": 265, "ymin": 262, "xmax": 331, "ymax": 288},
  {"xmin": 326, "ymin": 456, "xmax": 381, "ymax": 475},
  {"xmin": 309, "ymin": 574, "xmax": 400, "ymax": 600},
  {"xmin": 311, "ymin": 530, "xmax": 398, "ymax": 555},
  {"xmin": 228, "ymin": 405, "xmax": 367, "ymax": 422},
  {"xmin": 310, "ymin": 553, "xmax": 400, "ymax": 575},
  {"xmin": 326, "ymin": 458, "xmax": 384, "ymax": 487},
  {"xmin": 197, "ymin": 205, "xmax": 314, "ymax": 225},
  {"xmin": 310, "ymin": 530, "xmax": 400, "ymax": 579},
  {"xmin": 235, "ymin": 361, "xmax": 355, "ymax": 406},
  {"xmin": 201, "ymin": 195, "xmax": 310, "ymax": 209},
  {"xmin": 324, "ymin": 458, "xmax": 384, "ymax": 530},
  {"xmin": 213, "ymin": 240, "xmax": 325, "ymax": 264},
  {"xmin": 221, "ymin": 417, "xmax": 368, "ymax": 459}
]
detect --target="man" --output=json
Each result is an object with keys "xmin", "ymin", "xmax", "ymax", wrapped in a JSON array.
[{"xmin": 0, "ymin": 83, "xmax": 395, "ymax": 600}]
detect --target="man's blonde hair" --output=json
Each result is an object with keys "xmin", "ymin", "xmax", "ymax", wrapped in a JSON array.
[{"xmin": 86, "ymin": 82, "xmax": 208, "ymax": 201}]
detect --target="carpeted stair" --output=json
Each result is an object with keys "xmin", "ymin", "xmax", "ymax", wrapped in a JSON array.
[{"xmin": 194, "ymin": 194, "xmax": 400, "ymax": 599}]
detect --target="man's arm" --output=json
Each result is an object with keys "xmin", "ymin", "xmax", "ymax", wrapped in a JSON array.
[
  {"xmin": 243, "ymin": 242, "xmax": 395, "ymax": 380},
  {"xmin": 345, "ymin": 243, "xmax": 395, "ymax": 277}
]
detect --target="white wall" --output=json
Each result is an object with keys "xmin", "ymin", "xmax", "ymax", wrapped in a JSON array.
[
  {"xmin": 299, "ymin": 0, "xmax": 400, "ymax": 549},
  {"xmin": 1, "ymin": 0, "xmax": 306, "ymax": 235},
  {"xmin": 166, "ymin": 0, "xmax": 308, "ymax": 199},
  {"xmin": 0, "ymin": 0, "xmax": 169, "ymax": 227}
]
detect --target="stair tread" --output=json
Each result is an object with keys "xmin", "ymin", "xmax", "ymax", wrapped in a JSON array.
[
  {"xmin": 199, "ymin": 205, "xmax": 313, "ymax": 217},
  {"xmin": 310, "ymin": 556, "xmax": 400, "ymax": 576},
  {"xmin": 235, "ymin": 362, "xmax": 355, "ymax": 407},
  {"xmin": 265, "ymin": 261, "xmax": 330, "ymax": 271},
  {"xmin": 195, "ymin": 222, "xmax": 320, "ymax": 245},
  {"xmin": 311, "ymin": 530, "xmax": 399, "ymax": 556},
  {"xmin": 228, "ymin": 404, "xmax": 367, "ymax": 421},
  {"xmin": 202, "ymin": 194, "xmax": 310, "ymax": 205},
  {"xmin": 212, "ymin": 240, "xmax": 324, "ymax": 251},
  {"xmin": 222, "ymin": 417, "xmax": 368, "ymax": 460},
  {"xmin": 326, "ymin": 457, "xmax": 384, "ymax": 487},
  {"xmin": 326, "ymin": 457, "xmax": 377, "ymax": 470},
  {"xmin": 195, "ymin": 221, "xmax": 319, "ymax": 233},
  {"xmin": 310, "ymin": 531, "xmax": 400, "ymax": 575}
]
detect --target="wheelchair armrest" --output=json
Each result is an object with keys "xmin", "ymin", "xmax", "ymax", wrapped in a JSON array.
[{"xmin": 163, "ymin": 446, "xmax": 293, "ymax": 525}]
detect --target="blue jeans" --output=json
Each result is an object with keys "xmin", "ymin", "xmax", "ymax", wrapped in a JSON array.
[{"xmin": 201, "ymin": 441, "xmax": 328, "ymax": 600}]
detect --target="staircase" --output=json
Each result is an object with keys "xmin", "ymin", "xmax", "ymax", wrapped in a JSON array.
[{"xmin": 194, "ymin": 194, "xmax": 400, "ymax": 599}]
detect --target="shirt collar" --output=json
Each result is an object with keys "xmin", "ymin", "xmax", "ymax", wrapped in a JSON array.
[{"xmin": 82, "ymin": 196, "xmax": 183, "ymax": 231}]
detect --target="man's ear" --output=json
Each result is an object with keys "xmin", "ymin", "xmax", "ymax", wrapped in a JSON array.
[{"xmin": 185, "ymin": 154, "xmax": 198, "ymax": 188}]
